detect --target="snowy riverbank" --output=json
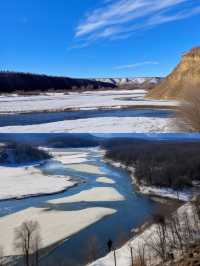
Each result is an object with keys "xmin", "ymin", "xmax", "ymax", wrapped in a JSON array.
[
  {"xmin": 0, "ymin": 165, "xmax": 77, "ymax": 201},
  {"xmin": 0, "ymin": 147, "xmax": 93, "ymax": 201},
  {"xmin": 105, "ymin": 159, "xmax": 193, "ymax": 202},
  {"xmin": 0, "ymin": 90, "xmax": 178, "ymax": 133},
  {"xmin": 0, "ymin": 148, "xmax": 127, "ymax": 258},
  {"xmin": 0, "ymin": 90, "xmax": 178, "ymax": 114},
  {"xmin": 89, "ymin": 202, "xmax": 198, "ymax": 266},
  {"xmin": 0, "ymin": 115, "xmax": 177, "ymax": 133}
]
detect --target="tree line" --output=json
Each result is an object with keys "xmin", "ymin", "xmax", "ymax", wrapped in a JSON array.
[
  {"xmin": 0, "ymin": 71, "xmax": 115, "ymax": 94},
  {"xmin": 104, "ymin": 139, "xmax": 200, "ymax": 189}
]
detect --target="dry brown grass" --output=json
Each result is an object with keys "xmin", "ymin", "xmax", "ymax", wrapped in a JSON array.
[
  {"xmin": 178, "ymin": 86, "xmax": 200, "ymax": 132},
  {"xmin": 184, "ymin": 46, "xmax": 200, "ymax": 57},
  {"xmin": 146, "ymin": 47, "xmax": 200, "ymax": 100}
]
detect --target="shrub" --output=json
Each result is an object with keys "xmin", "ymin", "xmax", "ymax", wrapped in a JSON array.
[{"xmin": 0, "ymin": 142, "xmax": 51, "ymax": 166}]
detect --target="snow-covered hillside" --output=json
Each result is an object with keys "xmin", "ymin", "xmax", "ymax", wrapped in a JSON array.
[
  {"xmin": 89, "ymin": 202, "xmax": 200, "ymax": 266},
  {"xmin": 93, "ymin": 77, "xmax": 162, "ymax": 86}
]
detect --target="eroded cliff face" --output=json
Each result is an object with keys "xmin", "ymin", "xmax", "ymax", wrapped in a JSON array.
[{"xmin": 147, "ymin": 47, "xmax": 200, "ymax": 99}]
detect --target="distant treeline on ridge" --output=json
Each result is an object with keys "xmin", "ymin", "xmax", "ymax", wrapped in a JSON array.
[{"xmin": 0, "ymin": 71, "xmax": 116, "ymax": 94}]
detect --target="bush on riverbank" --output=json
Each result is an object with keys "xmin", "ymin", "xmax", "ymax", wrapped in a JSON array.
[
  {"xmin": 0, "ymin": 142, "xmax": 51, "ymax": 166},
  {"xmin": 104, "ymin": 139, "xmax": 200, "ymax": 189}
]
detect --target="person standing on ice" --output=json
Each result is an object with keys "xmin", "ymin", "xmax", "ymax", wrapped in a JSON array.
[{"xmin": 107, "ymin": 239, "xmax": 113, "ymax": 252}]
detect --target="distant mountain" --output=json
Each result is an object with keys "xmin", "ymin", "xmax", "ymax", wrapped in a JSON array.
[
  {"xmin": 0, "ymin": 71, "xmax": 116, "ymax": 94},
  {"xmin": 93, "ymin": 77, "xmax": 162, "ymax": 89},
  {"xmin": 147, "ymin": 47, "xmax": 200, "ymax": 99}
]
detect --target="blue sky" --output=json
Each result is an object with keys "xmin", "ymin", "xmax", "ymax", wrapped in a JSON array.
[{"xmin": 0, "ymin": 0, "xmax": 200, "ymax": 78}]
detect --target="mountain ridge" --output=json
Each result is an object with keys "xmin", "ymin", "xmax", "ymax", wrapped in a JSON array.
[{"xmin": 92, "ymin": 77, "xmax": 162, "ymax": 89}]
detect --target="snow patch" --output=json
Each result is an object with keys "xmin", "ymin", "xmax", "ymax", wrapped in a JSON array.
[
  {"xmin": 0, "ymin": 90, "xmax": 178, "ymax": 114},
  {"xmin": 0, "ymin": 187, "xmax": 124, "ymax": 256},
  {"xmin": 0, "ymin": 166, "xmax": 76, "ymax": 201},
  {"xmin": 0, "ymin": 116, "xmax": 177, "ymax": 133}
]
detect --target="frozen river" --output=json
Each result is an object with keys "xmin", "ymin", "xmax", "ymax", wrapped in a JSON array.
[
  {"xmin": 0, "ymin": 142, "xmax": 163, "ymax": 266},
  {"xmin": 0, "ymin": 90, "xmax": 178, "ymax": 133}
]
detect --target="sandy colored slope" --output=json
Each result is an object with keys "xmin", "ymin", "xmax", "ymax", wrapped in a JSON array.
[{"xmin": 147, "ymin": 47, "xmax": 200, "ymax": 99}]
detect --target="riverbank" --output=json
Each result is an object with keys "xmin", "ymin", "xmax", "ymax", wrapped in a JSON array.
[
  {"xmin": 0, "ymin": 90, "xmax": 179, "ymax": 133},
  {"xmin": 0, "ymin": 139, "xmax": 199, "ymax": 266},
  {"xmin": 104, "ymin": 158, "xmax": 194, "ymax": 202},
  {"xmin": 88, "ymin": 151, "xmax": 200, "ymax": 266},
  {"xmin": 89, "ymin": 201, "xmax": 200, "ymax": 266},
  {"xmin": 0, "ymin": 146, "xmax": 166, "ymax": 266},
  {"xmin": 0, "ymin": 165, "xmax": 78, "ymax": 201},
  {"xmin": 0, "ymin": 148, "xmax": 91, "ymax": 201},
  {"xmin": 0, "ymin": 90, "xmax": 178, "ymax": 114}
]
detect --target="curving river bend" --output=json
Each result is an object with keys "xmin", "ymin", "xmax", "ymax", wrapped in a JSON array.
[{"xmin": 0, "ymin": 144, "xmax": 165, "ymax": 266}]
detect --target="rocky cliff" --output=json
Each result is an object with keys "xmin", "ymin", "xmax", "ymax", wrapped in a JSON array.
[
  {"xmin": 147, "ymin": 47, "xmax": 200, "ymax": 99},
  {"xmin": 93, "ymin": 77, "xmax": 162, "ymax": 90}
]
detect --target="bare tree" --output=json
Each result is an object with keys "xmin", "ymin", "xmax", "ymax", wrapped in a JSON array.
[
  {"xmin": 134, "ymin": 243, "xmax": 146, "ymax": 266},
  {"xmin": 113, "ymin": 248, "xmax": 117, "ymax": 266},
  {"xmin": 128, "ymin": 241, "xmax": 134, "ymax": 266},
  {"xmin": 147, "ymin": 215, "xmax": 168, "ymax": 263},
  {"xmin": 181, "ymin": 211, "xmax": 193, "ymax": 245},
  {"xmin": 192, "ymin": 196, "xmax": 200, "ymax": 220},
  {"xmin": 166, "ymin": 213, "xmax": 184, "ymax": 254},
  {"xmin": 0, "ymin": 246, "xmax": 4, "ymax": 266},
  {"xmin": 14, "ymin": 220, "xmax": 41, "ymax": 266}
]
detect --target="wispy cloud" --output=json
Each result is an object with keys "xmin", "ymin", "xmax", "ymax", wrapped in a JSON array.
[
  {"xmin": 114, "ymin": 61, "xmax": 159, "ymax": 70},
  {"xmin": 75, "ymin": 0, "xmax": 200, "ymax": 45}
]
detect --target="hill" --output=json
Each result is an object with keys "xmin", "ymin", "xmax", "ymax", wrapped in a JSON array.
[
  {"xmin": 93, "ymin": 77, "xmax": 162, "ymax": 90},
  {"xmin": 0, "ymin": 71, "xmax": 116, "ymax": 94},
  {"xmin": 147, "ymin": 47, "xmax": 200, "ymax": 99}
]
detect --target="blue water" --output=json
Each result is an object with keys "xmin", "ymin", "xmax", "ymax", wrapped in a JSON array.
[
  {"xmin": 0, "ymin": 108, "xmax": 173, "ymax": 127},
  {"xmin": 1, "ymin": 132, "xmax": 196, "ymax": 265},
  {"xmin": 0, "ymin": 146, "xmax": 160, "ymax": 266}
]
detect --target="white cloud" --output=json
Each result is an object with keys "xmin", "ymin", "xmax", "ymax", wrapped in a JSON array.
[
  {"xmin": 114, "ymin": 61, "xmax": 159, "ymax": 70},
  {"xmin": 75, "ymin": 0, "xmax": 200, "ymax": 44}
]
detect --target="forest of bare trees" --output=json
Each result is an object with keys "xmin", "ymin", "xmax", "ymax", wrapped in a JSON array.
[
  {"xmin": 111, "ymin": 198, "xmax": 200, "ymax": 266},
  {"xmin": 0, "ymin": 143, "xmax": 51, "ymax": 165},
  {"xmin": 104, "ymin": 140, "xmax": 200, "ymax": 189}
]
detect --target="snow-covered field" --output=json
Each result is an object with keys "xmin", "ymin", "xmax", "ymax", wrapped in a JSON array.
[
  {"xmin": 0, "ymin": 90, "xmax": 179, "ymax": 133},
  {"xmin": 0, "ymin": 166, "xmax": 76, "ymax": 201},
  {"xmin": 0, "ymin": 149, "xmax": 91, "ymax": 201},
  {"xmin": 0, "ymin": 116, "xmax": 177, "ymax": 133},
  {"xmin": 0, "ymin": 90, "xmax": 178, "ymax": 114},
  {"xmin": 48, "ymin": 149, "xmax": 89, "ymax": 164}
]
